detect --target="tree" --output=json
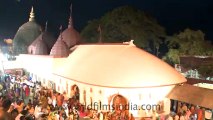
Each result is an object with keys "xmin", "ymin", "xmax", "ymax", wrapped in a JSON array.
[
  {"xmin": 81, "ymin": 6, "xmax": 166, "ymax": 54},
  {"xmin": 198, "ymin": 64, "xmax": 213, "ymax": 77},
  {"xmin": 163, "ymin": 28, "xmax": 213, "ymax": 65},
  {"xmin": 163, "ymin": 28, "xmax": 213, "ymax": 77},
  {"xmin": 162, "ymin": 49, "xmax": 180, "ymax": 65}
]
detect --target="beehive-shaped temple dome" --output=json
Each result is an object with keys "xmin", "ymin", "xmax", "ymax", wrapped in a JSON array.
[
  {"xmin": 60, "ymin": 17, "xmax": 80, "ymax": 48},
  {"xmin": 42, "ymin": 31, "xmax": 56, "ymax": 53},
  {"xmin": 50, "ymin": 39, "xmax": 70, "ymax": 57},
  {"xmin": 13, "ymin": 7, "xmax": 41, "ymax": 55},
  {"xmin": 28, "ymin": 34, "xmax": 48, "ymax": 55},
  {"xmin": 59, "ymin": 5, "xmax": 80, "ymax": 48},
  {"xmin": 50, "ymin": 27, "xmax": 70, "ymax": 58}
]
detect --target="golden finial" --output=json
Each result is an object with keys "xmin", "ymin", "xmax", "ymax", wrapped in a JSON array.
[{"xmin": 29, "ymin": 6, "xmax": 35, "ymax": 21}]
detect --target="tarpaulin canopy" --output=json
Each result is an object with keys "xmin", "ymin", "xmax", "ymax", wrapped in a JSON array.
[{"xmin": 167, "ymin": 84, "xmax": 213, "ymax": 109}]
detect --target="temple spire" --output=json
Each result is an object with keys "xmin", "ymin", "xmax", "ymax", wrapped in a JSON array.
[
  {"xmin": 60, "ymin": 25, "xmax": 63, "ymax": 40},
  {"xmin": 68, "ymin": 4, "xmax": 73, "ymax": 28},
  {"xmin": 29, "ymin": 6, "xmax": 35, "ymax": 21},
  {"xmin": 45, "ymin": 21, "xmax": 48, "ymax": 32},
  {"xmin": 98, "ymin": 24, "xmax": 102, "ymax": 43}
]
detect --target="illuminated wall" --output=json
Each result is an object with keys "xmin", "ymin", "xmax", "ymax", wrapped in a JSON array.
[
  {"xmin": 15, "ymin": 54, "xmax": 175, "ymax": 118},
  {"xmin": 51, "ymin": 73, "xmax": 173, "ymax": 117},
  {"xmin": 16, "ymin": 54, "xmax": 66, "ymax": 87}
]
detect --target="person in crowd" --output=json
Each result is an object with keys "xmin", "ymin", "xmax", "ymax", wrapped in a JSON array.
[
  {"xmin": 34, "ymin": 104, "xmax": 42, "ymax": 119},
  {"xmin": 25, "ymin": 85, "xmax": 30, "ymax": 98},
  {"xmin": 48, "ymin": 96, "xmax": 53, "ymax": 105},
  {"xmin": 57, "ymin": 93, "xmax": 64, "ymax": 108},
  {"xmin": 185, "ymin": 108, "xmax": 191, "ymax": 119},
  {"xmin": 15, "ymin": 110, "xmax": 28, "ymax": 120},
  {"xmin": 174, "ymin": 113, "xmax": 179, "ymax": 120},
  {"xmin": 28, "ymin": 99, "xmax": 32, "ymax": 106},
  {"xmin": 181, "ymin": 103, "xmax": 187, "ymax": 113},
  {"xmin": 190, "ymin": 105, "xmax": 195, "ymax": 115},
  {"xmin": 11, "ymin": 109, "xmax": 19, "ymax": 119},
  {"xmin": 1, "ymin": 99, "xmax": 12, "ymax": 120},
  {"xmin": 166, "ymin": 114, "xmax": 173, "ymax": 120},
  {"xmin": 15, "ymin": 87, "xmax": 20, "ymax": 99},
  {"xmin": 40, "ymin": 94, "xmax": 48, "ymax": 109},
  {"xmin": 63, "ymin": 91, "xmax": 69, "ymax": 102},
  {"xmin": 52, "ymin": 93, "xmax": 57, "ymax": 107},
  {"xmin": 7, "ymin": 103, "xmax": 14, "ymax": 113},
  {"xmin": 130, "ymin": 113, "xmax": 135, "ymax": 120},
  {"xmin": 16, "ymin": 100, "xmax": 25, "ymax": 113},
  {"xmin": 180, "ymin": 111, "xmax": 186, "ymax": 120},
  {"xmin": 197, "ymin": 106, "xmax": 203, "ymax": 120}
]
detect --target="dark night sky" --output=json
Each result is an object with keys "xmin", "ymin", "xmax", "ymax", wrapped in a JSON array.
[{"xmin": 0, "ymin": 0, "xmax": 213, "ymax": 42}]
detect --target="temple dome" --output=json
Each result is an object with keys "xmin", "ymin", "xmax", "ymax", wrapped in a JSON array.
[
  {"xmin": 50, "ymin": 37, "xmax": 70, "ymax": 58},
  {"xmin": 54, "ymin": 42, "xmax": 187, "ymax": 88},
  {"xmin": 42, "ymin": 31, "xmax": 56, "ymax": 52},
  {"xmin": 60, "ymin": 27, "xmax": 81, "ymax": 48},
  {"xmin": 29, "ymin": 21, "xmax": 57, "ymax": 54},
  {"xmin": 28, "ymin": 34, "xmax": 48, "ymax": 55},
  {"xmin": 13, "ymin": 7, "xmax": 41, "ymax": 55},
  {"xmin": 59, "ymin": 8, "xmax": 81, "ymax": 48}
]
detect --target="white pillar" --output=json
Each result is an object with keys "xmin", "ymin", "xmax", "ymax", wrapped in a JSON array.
[
  {"xmin": 164, "ymin": 98, "xmax": 171, "ymax": 115},
  {"xmin": 80, "ymin": 87, "xmax": 84, "ymax": 104}
]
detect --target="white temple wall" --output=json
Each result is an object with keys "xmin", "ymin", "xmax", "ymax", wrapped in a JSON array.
[
  {"xmin": 17, "ymin": 54, "xmax": 54, "ymax": 88},
  {"xmin": 16, "ymin": 54, "xmax": 175, "ymax": 117},
  {"xmin": 47, "ymin": 75, "xmax": 174, "ymax": 116},
  {"xmin": 21, "ymin": 67, "xmax": 173, "ymax": 118}
]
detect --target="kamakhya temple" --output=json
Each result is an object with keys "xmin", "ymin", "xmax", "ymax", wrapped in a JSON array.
[{"xmin": 1, "ymin": 6, "xmax": 213, "ymax": 119}]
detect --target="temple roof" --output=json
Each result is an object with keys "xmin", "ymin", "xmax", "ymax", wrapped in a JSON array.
[
  {"xmin": 60, "ymin": 27, "xmax": 81, "ymax": 48},
  {"xmin": 49, "ymin": 38, "xmax": 70, "ymax": 58},
  {"xmin": 13, "ymin": 7, "xmax": 41, "ymax": 54},
  {"xmin": 58, "ymin": 4, "xmax": 81, "ymax": 48},
  {"xmin": 28, "ymin": 34, "xmax": 48, "ymax": 55},
  {"xmin": 53, "ymin": 42, "xmax": 187, "ymax": 88},
  {"xmin": 42, "ymin": 31, "xmax": 56, "ymax": 52}
]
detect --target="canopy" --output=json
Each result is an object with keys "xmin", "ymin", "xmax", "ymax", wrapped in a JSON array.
[{"xmin": 167, "ymin": 84, "xmax": 213, "ymax": 109}]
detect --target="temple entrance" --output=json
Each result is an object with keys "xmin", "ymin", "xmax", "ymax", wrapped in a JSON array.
[
  {"xmin": 108, "ymin": 94, "xmax": 130, "ymax": 120},
  {"xmin": 48, "ymin": 81, "xmax": 54, "ymax": 90},
  {"xmin": 68, "ymin": 84, "xmax": 80, "ymax": 110},
  {"xmin": 70, "ymin": 84, "xmax": 80, "ymax": 101}
]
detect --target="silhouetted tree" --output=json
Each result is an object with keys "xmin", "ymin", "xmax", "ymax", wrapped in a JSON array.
[
  {"xmin": 163, "ymin": 28, "xmax": 213, "ymax": 77},
  {"xmin": 81, "ymin": 6, "xmax": 166, "ymax": 54},
  {"xmin": 163, "ymin": 28, "xmax": 213, "ymax": 64}
]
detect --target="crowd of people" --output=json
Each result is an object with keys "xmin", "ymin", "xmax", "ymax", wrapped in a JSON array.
[
  {"xmin": 0, "ymin": 74, "xmax": 106, "ymax": 120},
  {"xmin": 0, "ymin": 73, "xmax": 212, "ymax": 120},
  {"xmin": 165, "ymin": 101, "xmax": 212, "ymax": 120},
  {"xmin": 0, "ymin": 73, "xmax": 138, "ymax": 120}
]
